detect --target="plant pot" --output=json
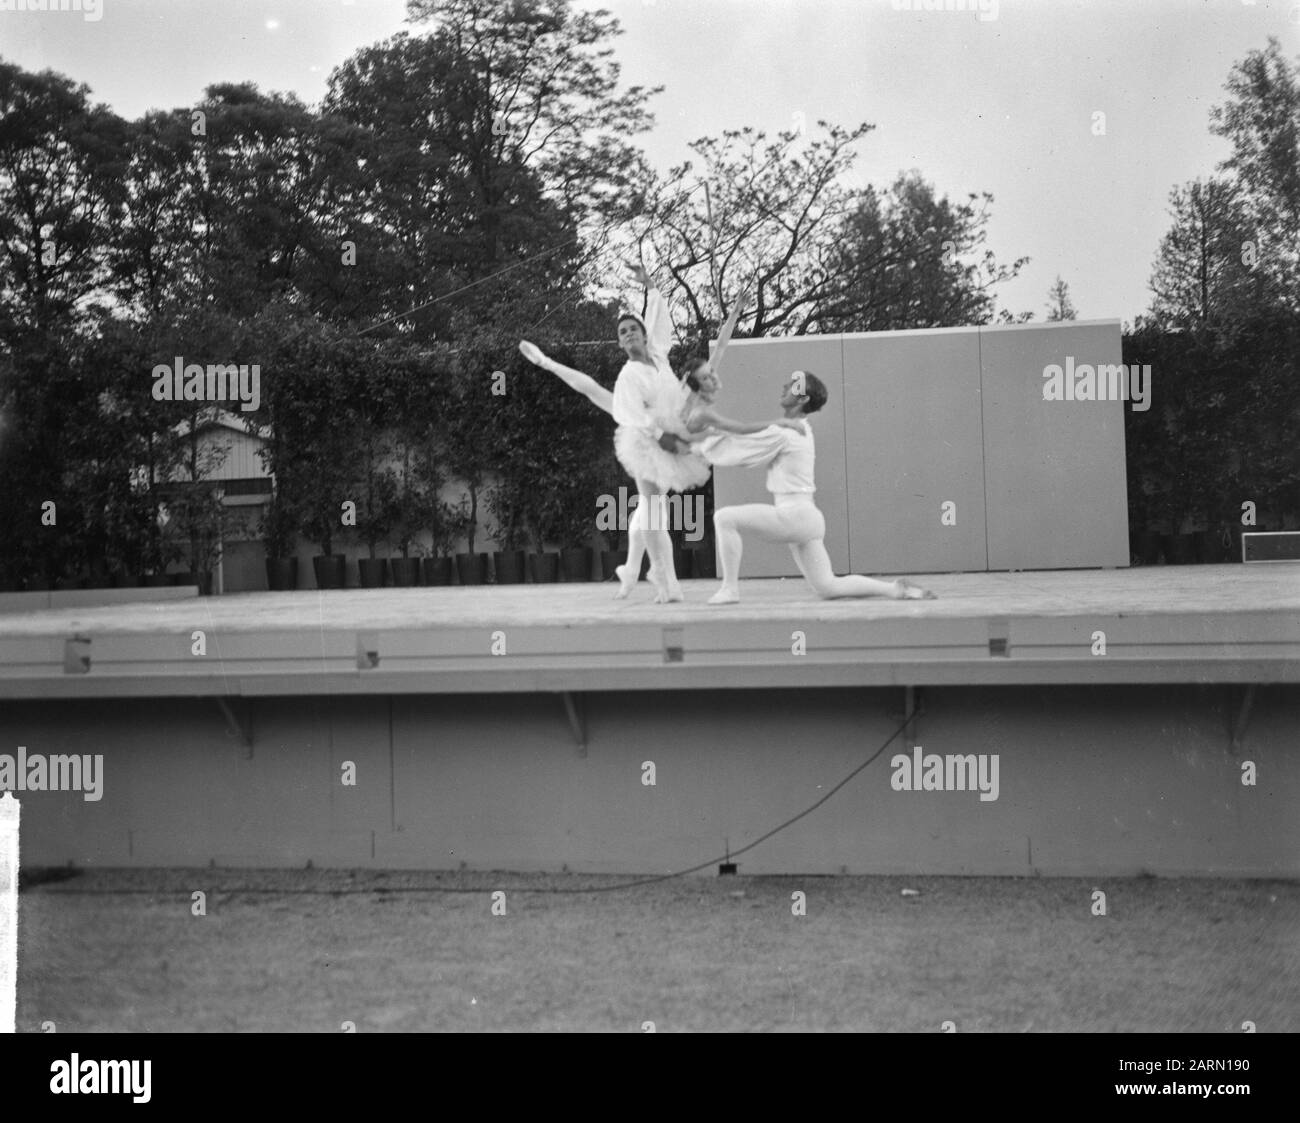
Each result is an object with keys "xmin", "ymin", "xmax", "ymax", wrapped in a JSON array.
[
  {"xmin": 1194, "ymin": 530, "xmax": 1224, "ymax": 564},
  {"xmin": 358, "ymin": 558, "xmax": 388, "ymax": 588},
  {"xmin": 689, "ymin": 547, "xmax": 717, "ymax": 579},
  {"xmin": 265, "ymin": 557, "xmax": 298, "ymax": 591},
  {"xmin": 492, "ymin": 550, "xmax": 526, "ymax": 584},
  {"xmin": 455, "ymin": 552, "xmax": 487, "ymax": 586},
  {"xmin": 530, "ymin": 552, "xmax": 559, "ymax": 583},
  {"xmin": 422, "ymin": 557, "xmax": 453, "ymax": 586},
  {"xmin": 1161, "ymin": 533, "xmax": 1196, "ymax": 566},
  {"xmin": 1226, "ymin": 525, "xmax": 1245, "ymax": 563},
  {"xmin": 600, "ymin": 549, "xmax": 626, "ymax": 582},
  {"xmin": 1132, "ymin": 530, "xmax": 1161, "ymax": 566},
  {"xmin": 560, "ymin": 547, "xmax": 592, "ymax": 582},
  {"xmin": 390, "ymin": 558, "xmax": 420, "ymax": 587},
  {"xmin": 312, "ymin": 554, "xmax": 347, "ymax": 589}
]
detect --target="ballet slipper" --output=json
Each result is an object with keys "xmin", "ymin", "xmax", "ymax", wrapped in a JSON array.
[
  {"xmin": 613, "ymin": 563, "xmax": 637, "ymax": 599},
  {"xmin": 648, "ymin": 564, "xmax": 683, "ymax": 604},
  {"xmin": 708, "ymin": 585, "xmax": 740, "ymax": 605},
  {"xmin": 893, "ymin": 579, "xmax": 936, "ymax": 600}
]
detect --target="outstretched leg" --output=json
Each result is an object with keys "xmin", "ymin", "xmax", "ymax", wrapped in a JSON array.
[
  {"xmin": 790, "ymin": 539, "xmax": 936, "ymax": 600},
  {"xmin": 520, "ymin": 341, "xmax": 614, "ymax": 414}
]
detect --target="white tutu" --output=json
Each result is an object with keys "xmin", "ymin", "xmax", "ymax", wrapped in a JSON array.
[{"xmin": 615, "ymin": 425, "xmax": 712, "ymax": 492}]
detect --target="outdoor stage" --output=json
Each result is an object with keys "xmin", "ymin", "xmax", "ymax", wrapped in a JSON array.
[{"xmin": 1, "ymin": 565, "xmax": 1297, "ymax": 878}]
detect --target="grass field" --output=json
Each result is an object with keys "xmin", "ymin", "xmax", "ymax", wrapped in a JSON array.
[{"xmin": 15, "ymin": 869, "xmax": 1299, "ymax": 1033}]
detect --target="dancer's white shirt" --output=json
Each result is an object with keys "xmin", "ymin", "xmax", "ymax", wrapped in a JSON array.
[
  {"xmin": 612, "ymin": 288, "xmax": 679, "ymax": 440},
  {"xmin": 699, "ymin": 420, "xmax": 816, "ymax": 495}
]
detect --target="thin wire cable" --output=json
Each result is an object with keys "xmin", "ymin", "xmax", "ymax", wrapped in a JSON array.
[{"xmin": 356, "ymin": 181, "xmax": 708, "ymax": 337}]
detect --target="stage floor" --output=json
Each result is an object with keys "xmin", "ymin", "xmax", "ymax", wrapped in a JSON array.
[{"xmin": 0, "ymin": 565, "xmax": 1297, "ymax": 695}]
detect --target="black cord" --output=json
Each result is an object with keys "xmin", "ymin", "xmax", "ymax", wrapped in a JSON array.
[{"xmin": 26, "ymin": 713, "xmax": 911, "ymax": 898}]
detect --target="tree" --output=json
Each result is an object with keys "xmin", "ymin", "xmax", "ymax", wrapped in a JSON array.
[
  {"xmin": 1209, "ymin": 36, "xmax": 1300, "ymax": 313},
  {"xmin": 1045, "ymin": 276, "xmax": 1077, "ymax": 321},
  {"xmin": 403, "ymin": 0, "xmax": 658, "ymax": 225},
  {"xmin": 1147, "ymin": 178, "xmax": 1257, "ymax": 329},
  {"xmin": 325, "ymin": 0, "xmax": 658, "ymax": 340},
  {"xmin": 629, "ymin": 124, "xmax": 1026, "ymax": 345},
  {"xmin": 0, "ymin": 62, "xmax": 126, "ymax": 338},
  {"xmin": 826, "ymin": 172, "xmax": 1027, "ymax": 333},
  {"xmin": 630, "ymin": 122, "xmax": 872, "ymax": 342}
]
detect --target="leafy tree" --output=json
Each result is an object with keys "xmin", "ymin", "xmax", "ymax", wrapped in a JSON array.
[
  {"xmin": 325, "ymin": 0, "xmax": 657, "ymax": 340},
  {"xmin": 1209, "ymin": 36, "xmax": 1300, "ymax": 313},
  {"xmin": 827, "ymin": 172, "xmax": 1027, "ymax": 332},
  {"xmin": 631, "ymin": 124, "xmax": 1026, "ymax": 343},
  {"xmin": 1147, "ymin": 178, "xmax": 1257, "ymax": 329},
  {"xmin": 1045, "ymin": 276, "xmax": 1077, "ymax": 322},
  {"xmin": 0, "ymin": 61, "xmax": 126, "ymax": 337}
]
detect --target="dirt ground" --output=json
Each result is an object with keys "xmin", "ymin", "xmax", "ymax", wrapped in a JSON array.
[{"xmin": 15, "ymin": 869, "xmax": 1299, "ymax": 1033}]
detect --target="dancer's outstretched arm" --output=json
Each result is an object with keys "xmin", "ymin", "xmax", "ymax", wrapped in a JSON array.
[
  {"xmin": 680, "ymin": 409, "xmax": 804, "ymax": 441},
  {"xmin": 519, "ymin": 340, "xmax": 613, "ymax": 416}
]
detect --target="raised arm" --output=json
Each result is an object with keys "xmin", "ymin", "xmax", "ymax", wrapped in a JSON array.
[
  {"xmin": 629, "ymin": 263, "xmax": 674, "ymax": 372},
  {"xmin": 711, "ymin": 281, "xmax": 752, "ymax": 376},
  {"xmin": 519, "ymin": 340, "xmax": 613, "ymax": 416}
]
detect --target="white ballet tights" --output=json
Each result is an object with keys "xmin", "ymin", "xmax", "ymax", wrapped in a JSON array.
[
  {"xmin": 617, "ymin": 487, "xmax": 680, "ymax": 601},
  {"xmin": 712, "ymin": 501, "xmax": 900, "ymax": 601}
]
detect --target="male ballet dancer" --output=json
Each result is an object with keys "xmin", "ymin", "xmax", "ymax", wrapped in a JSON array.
[{"xmin": 699, "ymin": 371, "xmax": 935, "ymax": 604}]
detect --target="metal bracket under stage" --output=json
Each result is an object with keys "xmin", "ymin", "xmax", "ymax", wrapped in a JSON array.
[
  {"xmin": 63, "ymin": 635, "xmax": 91, "ymax": 674},
  {"xmin": 1229, "ymin": 683, "xmax": 1259, "ymax": 756},
  {"xmin": 561, "ymin": 692, "xmax": 587, "ymax": 756},
  {"xmin": 215, "ymin": 697, "xmax": 253, "ymax": 757},
  {"xmin": 889, "ymin": 685, "xmax": 923, "ymax": 750}
]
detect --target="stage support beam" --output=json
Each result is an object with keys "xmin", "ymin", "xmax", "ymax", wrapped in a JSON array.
[
  {"xmin": 890, "ymin": 686, "xmax": 922, "ymax": 749},
  {"xmin": 216, "ymin": 697, "xmax": 253, "ymax": 757},
  {"xmin": 562, "ymin": 692, "xmax": 586, "ymax": 756},
  {"xmin": 1230, "ymin": 683, "xmax": 1258, "ymax": 755}
]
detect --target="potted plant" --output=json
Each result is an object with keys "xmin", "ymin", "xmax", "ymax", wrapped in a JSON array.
[
  {"xmin": 355, "ymin": 458, "xmax": 399, "ymax": 589},
  {"xmin": 487, "ymin": 481, "xmax": 528, "ymax": 584},
  {"xmin": 306, "ymin": 508, "xmax": 348, "ymax": 589},
  {"xmin": 388, "ymin": 432, "xmax": 424, "ymax": 587},
  {"xmin": 524, "ymin": 482, "xmax": 564, "ymax": 584},
  {"xmin": 558, "ymin": 504, "xmax": 594, "ymax": 582},
  {"xmin": 442, "ymin": 355, "xmax": 496, "ymax": 588},
  {"xmin": 260, "ymin": 491, "xmax": 299, "ymax": 591},
  {"xmin": 139, "ymin": 500, "xmax": 183, "ymax": 585},
  {"xmin": 269, "ymin": 326, "xmax": 361, "ymax": 590},
  {"xmin": 455, "ymin": 524, "xmax": 488, "ymax": 585}
]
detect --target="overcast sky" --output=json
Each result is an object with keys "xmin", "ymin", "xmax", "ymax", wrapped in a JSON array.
[{"xmin": 3, "ymin": 0, "xmax": 1297, "ymax": 325}]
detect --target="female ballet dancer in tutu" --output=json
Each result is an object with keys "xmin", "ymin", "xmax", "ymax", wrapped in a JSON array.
[
  {"xmin": 601, "ymin": 263, "xmax": 707, "ymax": 602},
  {"xmin": 519, "ymin": 276, "xmax": 797, "ymax": 598}
]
